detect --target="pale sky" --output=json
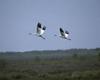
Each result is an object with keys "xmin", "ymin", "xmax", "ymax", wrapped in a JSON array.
[{"xmin": 0, "ymin": 0, "xmax": 100, "ymax": 51}]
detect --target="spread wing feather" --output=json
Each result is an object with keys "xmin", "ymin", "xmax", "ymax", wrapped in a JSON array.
[
  {"xmin": 37, "ymin": 22, "xmax": 42, "ymax": 34},
  {"xmin": 60, "ymin": 28, "xmax": 65, "ymax": 36},
  {"xmin": 65, "ymin": 30, "xmax": 69, "ymax": 34}
]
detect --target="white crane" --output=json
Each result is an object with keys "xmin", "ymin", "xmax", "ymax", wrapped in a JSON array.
[
  {"xmin": 59, "ymin": 27, "xmax": 71, "ymax": 40},
  {"xmin": 29, "ymin": 22, "xmax": 46, "ymax": 39}
]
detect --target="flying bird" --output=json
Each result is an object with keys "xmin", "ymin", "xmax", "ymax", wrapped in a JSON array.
[
  {"xmin": 36, "ymin": 22, "xmax": 46, "ymax": 39},
  {"xmin": 59, "ymin": 27, "xmax": 71, "ymax": 40},
  {"xmin": 29, "ymin": 22, "xmax": 46, "ymax": 39}
]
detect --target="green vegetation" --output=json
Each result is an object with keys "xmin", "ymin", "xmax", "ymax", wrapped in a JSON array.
[{"xmin": 0, "ymin": 48, "xmax": 100, "ymax": 80}]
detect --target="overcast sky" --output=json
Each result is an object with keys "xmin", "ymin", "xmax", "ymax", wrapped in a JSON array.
[{"xmin": 0, "ymin": 0, "xmax": 100, "ymax": 51}]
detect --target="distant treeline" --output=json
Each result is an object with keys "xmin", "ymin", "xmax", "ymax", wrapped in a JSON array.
[
  {"xmin": 0, "ymin": 48, "xmax": 100, "ymax": 60},
  {"xmin": 0, "ymin": 48, "xmax": 100, "ymax": 54}
]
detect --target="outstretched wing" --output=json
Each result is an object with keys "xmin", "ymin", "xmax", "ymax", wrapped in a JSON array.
[
  {"xmin": 43, "ymin": 26, "xmax": 46, "ymax": 30},
  {"xmin": 65, "ymin": 30, "xmax": 69, "ymax": 34},
  {"xmin": 37, "ymin": 22, "xmax": 42, "ymax": 34},
  {"xmin": 60, "ymin": 28, "xmax": 65, "ymax": 36},
  {"xmin": 37, "ymin": 22, "xmax": 41, "ymax": 28}
]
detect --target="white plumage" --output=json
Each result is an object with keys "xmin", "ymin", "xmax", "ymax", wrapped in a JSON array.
[
  {"xmin": 36, "ymin": 22, "xmax": 46, "ymax": 39},
  {"xmin": 29, "ymin": 22, "xmax": 46, "ymax": 39},
  {"xmin": 59, "ymin": 28, "xmax": 71, "ymax": 40}
]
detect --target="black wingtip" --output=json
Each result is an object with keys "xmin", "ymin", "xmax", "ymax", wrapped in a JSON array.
[
  {"xmin": 60, "ymin": 27, "xmax": 64, "ymax": 32},
  {"xmin": 65, "ymin": 30, "xmax": 69, "ymax": 34},
  {"xmin": 43, "ymin": 26, "xmax": 46, "ymax": 30},
  {"xmin": 37, "ymin": 22, "xmax": 41, "ymax": 28}
]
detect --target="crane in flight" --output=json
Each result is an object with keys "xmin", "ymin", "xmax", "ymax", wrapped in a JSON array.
[
  {"xmin": 54, "ymin": 27, "xmax": 71, "ymax": 40},
  {"xmin": 59, "ymin": 27, "xmax": 71, "ymax": 40},
  {"xmin": 29, "ymin": 22, "xmax": 46, "ymax": 39}
]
